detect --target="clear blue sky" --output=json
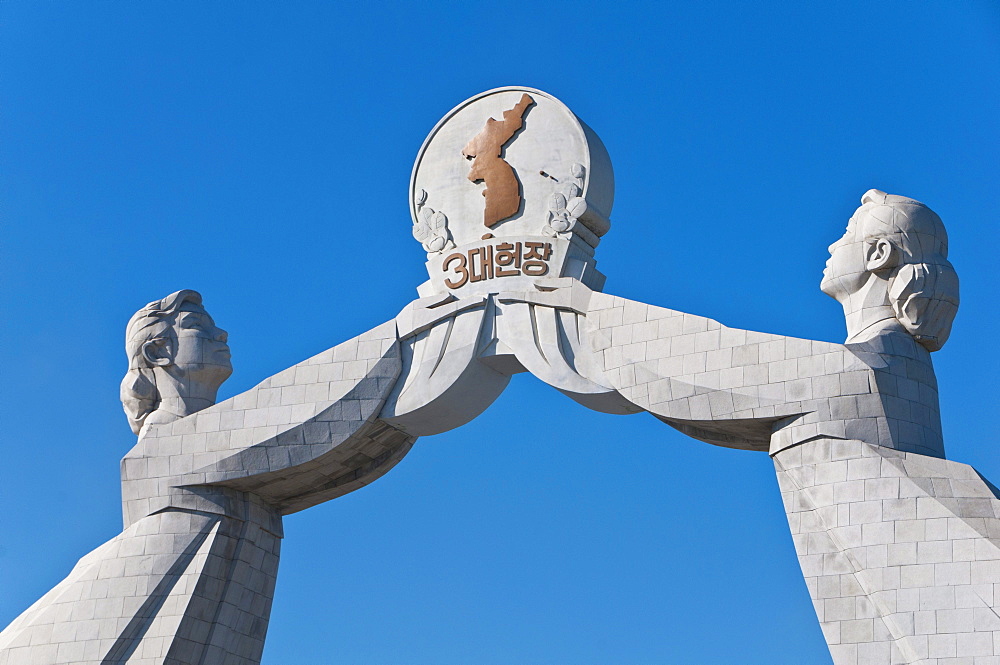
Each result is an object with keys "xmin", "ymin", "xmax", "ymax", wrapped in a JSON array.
[{"xmin": 2, "ymin": 3, "xmax": 998, "ymax": 663}]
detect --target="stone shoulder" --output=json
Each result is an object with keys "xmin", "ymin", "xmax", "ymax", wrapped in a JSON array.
[
  {"xmin": 584, "ymin": 293, "xmax": 943, "ymax": 457},
  {"xmin": 118, "ymin": 319, "xmax": 410, "ymax": 527}
]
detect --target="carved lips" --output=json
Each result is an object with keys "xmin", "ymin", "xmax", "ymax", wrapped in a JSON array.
[{"xmin": 461, "ymin": 93, "xmax": 534, "ymax": 228}]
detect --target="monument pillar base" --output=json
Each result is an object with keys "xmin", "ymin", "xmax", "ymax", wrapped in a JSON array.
[{"xmin": 775, "ymin": 439, "xmax": 1000, "ymax": 665}]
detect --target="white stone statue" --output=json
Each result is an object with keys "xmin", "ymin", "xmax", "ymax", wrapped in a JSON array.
[
  {"xmin": 381, "ymin": 187, "xmax": 995, "ymax": 665},
  {"xmin": 821, "ymin": 189, "xmax": 958, "ymax": 351},
  {"xmin": 120, "ymin": 289, "xmax": 233, "ymax": 436},
  {"xmin": 2, "ymin": 86, "xmax": 994, "ymax": 665},
  {"xmin": 0, "ymin": 290, "xmax": 417, "ymax": 665},
  {"xmin": 568, "ymin": 191, "xmax": 996, "ymax": 665}
]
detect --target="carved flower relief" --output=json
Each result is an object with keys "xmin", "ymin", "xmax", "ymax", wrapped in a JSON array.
[
  {"xmin": 542, "ymin": 164, "xmax": 587, "ymax": 238},
  {"xmin": 412, "ymin": 189, "xmax": 455, "ymax": 254}
]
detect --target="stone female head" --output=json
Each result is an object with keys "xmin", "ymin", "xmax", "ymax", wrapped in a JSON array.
[
  {"xmin": 120, "ymin": 289, "xmax": 232, "ymax": 435},
  {"xmin": 821, "ymin": 189, "xmax": 959, "ymax": 351}
]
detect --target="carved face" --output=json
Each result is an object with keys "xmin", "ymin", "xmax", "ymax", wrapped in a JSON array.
[
  {"xmin": 169, "ymin": 301, "xmax": 232, "ymax": 387},
  {"xmin": 820, "ymin": 208, "xmax": 872, "ymax": 303}
]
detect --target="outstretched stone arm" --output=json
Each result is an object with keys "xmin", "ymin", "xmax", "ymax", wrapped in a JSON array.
[
  {"xmin": 120, "ymin": 319, "xmax": 415, "ymax": 528},
  {"xmin": 581, "ymin": 290, "xmax": 944, "ymax": 458},
  {"xmin": 1, "ymin": 316, "xmax": 425, "ymax": 665}
]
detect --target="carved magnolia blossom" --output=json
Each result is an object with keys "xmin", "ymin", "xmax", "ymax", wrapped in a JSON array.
[
  {"xmin": 542, "ymin": 163, "xmax": 587, "ymax": 238},
  {"xmin": 412, "ymin": 189, "xmax": 455, "ymax": 253}
]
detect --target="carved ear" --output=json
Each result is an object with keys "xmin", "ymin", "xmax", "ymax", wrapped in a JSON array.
[
  {"xmin": 865, "ymin": 238, "xmax": 898, "ymax": 272},
  {"xmin": 141, "ymin": 338, "xmax": 174, "ymax": 367}
]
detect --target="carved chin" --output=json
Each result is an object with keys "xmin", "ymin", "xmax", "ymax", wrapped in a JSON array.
[
  {"xmin": 217, "ymin": 363, "xmax": 234, "ymax": 383},
  {"xmin": 819, "ymin": 273, "xmax": 835, "ymax": 296},
  {"xmin": 819, "ymin": 273, "xmax": 846, "ymax": 302},
  {"xmin": 200, "ymin": 362, "xmax": 233, "ymax": 388}
]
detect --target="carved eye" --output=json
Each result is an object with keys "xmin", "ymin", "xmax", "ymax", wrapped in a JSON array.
[{"xmin": 177, "ymin": 312, "xmax": 215, "ymax": 332}]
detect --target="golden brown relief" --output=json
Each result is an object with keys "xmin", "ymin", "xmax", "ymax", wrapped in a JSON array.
[{"xmin": 462, "ymin": 93, "xmax": 534, "ymax": 228}]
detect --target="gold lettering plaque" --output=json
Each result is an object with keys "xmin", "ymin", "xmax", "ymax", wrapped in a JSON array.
[{"xmin": 441, "ymin": 239, "xmax": 553, "ymax": 289}]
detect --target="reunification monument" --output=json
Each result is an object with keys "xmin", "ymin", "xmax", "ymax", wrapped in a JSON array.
[{"xmin": 1, "ymin": 87, "xmax": 995, "ymax": 665}]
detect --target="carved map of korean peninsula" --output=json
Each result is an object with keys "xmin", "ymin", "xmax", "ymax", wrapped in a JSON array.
[{"xmin": 462, "ymin": 92, "xmax": 534, "ymax": 227}]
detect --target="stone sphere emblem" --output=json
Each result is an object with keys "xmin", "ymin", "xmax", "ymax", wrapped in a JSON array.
[{"xmin": 410, "ymin": 87, "xmax": 615, "ymax": 251}]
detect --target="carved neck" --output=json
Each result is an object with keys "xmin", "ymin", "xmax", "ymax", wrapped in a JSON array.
[
  {"xmin": 138, "ymin": 367, "xmax": 222, "ymax": 437},
  {"xmin": 840, "ymin": 273, "xmax": 900, "ymax": 344},
  {"xmin": 845, "ymin": 315, "xmax": 906, "ymax": 345},
  {"xmin": 138, "ymin": 396, "xmax": 217, "ymax": 438},
  {"xmin": 155, "ymin": 396, "xmax": 216, "ymax": 420}
]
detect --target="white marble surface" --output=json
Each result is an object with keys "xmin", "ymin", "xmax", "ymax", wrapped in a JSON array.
[{"xmin": 0, "ymin": 78, "xmax": 991, "ymax": 665}]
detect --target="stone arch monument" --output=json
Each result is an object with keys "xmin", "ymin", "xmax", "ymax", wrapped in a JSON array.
[{"xmin": 1, "ymin": 87, "xmax": 996, "ymax": 665}]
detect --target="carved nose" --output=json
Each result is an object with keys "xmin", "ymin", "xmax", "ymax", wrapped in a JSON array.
[{"xmin": 215, "ymin": 328, "xmax": 228, "ymax": 343}]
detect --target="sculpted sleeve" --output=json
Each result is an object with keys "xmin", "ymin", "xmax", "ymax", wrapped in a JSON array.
[
  {"xmin": 584, "ymin": 292, "xmax": 880, "ymax": 453},
  {"xmin": 120, "ymin": 319, "xmax": 416, "ymax": 528}
]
